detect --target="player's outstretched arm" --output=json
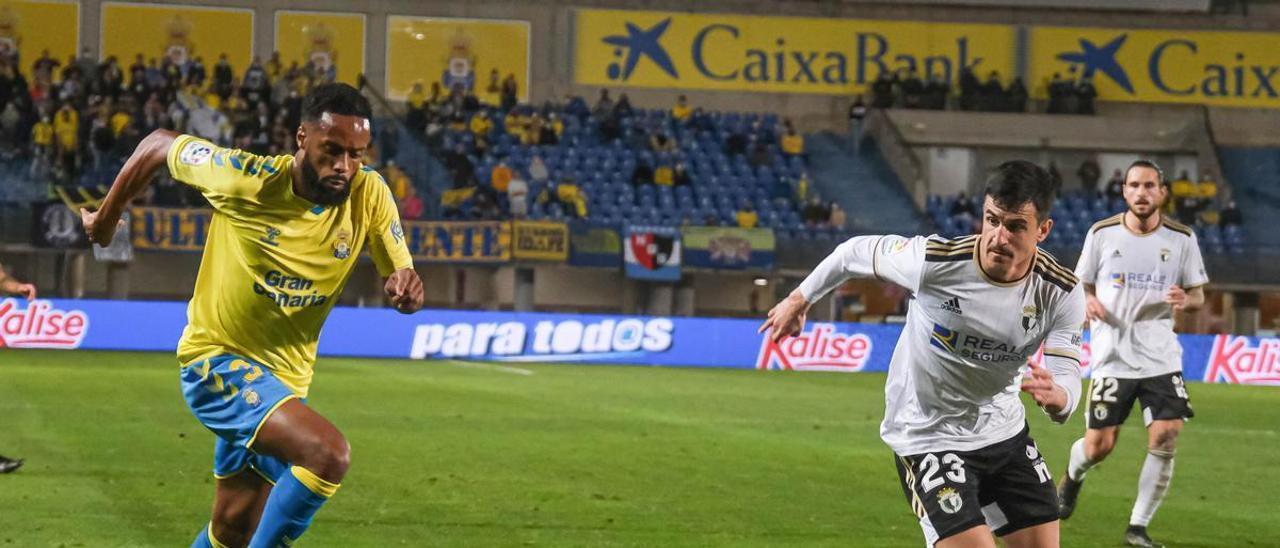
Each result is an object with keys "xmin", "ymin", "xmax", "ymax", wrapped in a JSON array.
[
  {"xmin": 0, "ymin": 262, "xmax": 36, "ymax": 301},
  {"xmin": 1164, "ymin": 284, "xmax": 1204, "ymax": 312},
  {"xmin": 81, "ymin": 129, "xmax": 179, "ymax": 246},
  {"xmin": 384, "ymin": 268, "xmax": 424, "ymax": 314},
  {"xmin": 759, "ymin": 235, "xmax": 923, "ymax": 342}
]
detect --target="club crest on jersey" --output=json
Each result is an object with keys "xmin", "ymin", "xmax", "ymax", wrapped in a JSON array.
[
  {"xmin": 333, "ymin": 229, "xmax": 351, "ymax": 259},
  {"xmin": 178, "ymin": 140, "xmax": 213, "ymax": 166},
  {"xmin": 1094, "ymin": 403, "xmax": 1109, "ymax": 421},
  {"xmin": 1160, "ymin": 248, "xmax": 1171, "ymax": 262},
  {"xmin": 937, "ymin": 487, "xmax": 963, "ymax": 514},
  {"xmin": 260, "ymin": 226, "xmax": 281, "ymax": 247},
  {"xmin": 243, "ymin": 388, "xmax": 261, "ymax": 408},
  {"xmin": 1021, "ymin": 305, "xmax": 1041, "ymax": 333}
]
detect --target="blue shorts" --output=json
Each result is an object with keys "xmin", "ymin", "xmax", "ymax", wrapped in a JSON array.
[{"xmin": 180, "ymin": 354, "xmax": 298, "ymax": 482}]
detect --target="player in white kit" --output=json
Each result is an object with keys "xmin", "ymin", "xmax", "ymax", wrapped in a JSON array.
[
  {"xmin": 761, "ymin": 161, "xmax": 1086, "ymax": 548},
  {"xmin": 1057, "ymin": 160, "xmax": 1207, "ymax": 548}
]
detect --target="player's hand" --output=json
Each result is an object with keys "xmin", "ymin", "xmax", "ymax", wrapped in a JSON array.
[
  {"xmin": 80, "ymin": 207, "xmax": 124, "ymax": 247},
  {"xmin": 1084, "ymin": 293, "xmax": 1109, "ymax": 322},
  {"xmin": 1164, "ymin": 284, "xmax": 1188, "ymax": 311},
  {"xmin": 13, "ymin": 283, "xmax": 36, "ymax": 301},
  {"xmin": 758, "ymin": 290, "xmax": 810, "ymax": 344},
  {"xmin": 1021, "ymin": 362, "xmax": 1068, "ymax": 416},
  {"xmin": 384, "ymin": 268, "xmax": 424, "ymax": 314}
]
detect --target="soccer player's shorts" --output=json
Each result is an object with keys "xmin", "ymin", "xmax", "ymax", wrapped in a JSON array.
[
  {"xmin": 180, "ymin": 354, "xmax": 298, "ymax": 482},
  {"xmin": 893, "ymin": 426, "xmax": 1058, "ymax": 546},
  {"xmin": 1086, "ymin": 372, "xmax": 1194, "ymax": 429}
]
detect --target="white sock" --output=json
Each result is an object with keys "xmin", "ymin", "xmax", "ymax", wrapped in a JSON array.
[
  {"xmin": 1067, "ymin": 438, "xmax": 1095, "ymax": 481},
  {"xmin": 1129, "ymin": 449, "xmax": 1175, "ymax": 527}
]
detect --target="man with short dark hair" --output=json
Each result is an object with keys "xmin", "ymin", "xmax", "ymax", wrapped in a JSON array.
[
  {"xmin": 81, "ymin": 83, "xmax": 424, "ymax": 547},
  {"xmin": 762, "ymin": 160, "xmax": 1086, "ymax": 547},
  {"xmin": 1058, "ymin": 160, "xmax": 1207, "ymax": 548}
]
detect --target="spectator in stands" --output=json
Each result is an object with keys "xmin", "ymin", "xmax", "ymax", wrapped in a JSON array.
[
  {"xmin": 1006, "ymin": 77, "xmax": 1028, "ymax": 113},
  {"xmin": 483, "ymin": 69, "xmax": 502, "ymax": 106},
  {"xmin": 1076, "ymin": 76, "xmax": 1097, "ymax": 115},
  {"xmin": 508, "ymin": 173, "xmax": 529, "ymax": 218},
  {"xmin": 848, "ymin": 95, "xmax": 867, "ymax": 153},
  {"xmin": 1170, "ymin": 170, "xmax": 1200, "ymax": 224},
  {"xmin": 958, "ymin": 67, "xmax": 979, "ymax": 111},
  {"xmin": 441, "ymin": 185, "xmax": 474, "ymax": 219},
  {"xmin": 1197, "ymin": 169, "xmax": 1218, "ymax": 203},
  {"xmin": 1077, "ymin": 158, "xmax": 1101, "ymax": 196},
  {"xmin": 30, "ymin": 114, "xmax": 52, "ymax": 160},
  {"xmin": 1047, "ymin": 72, "xmax": 1071, "ymax": 114},
  {"xmin": 470, "ymin": 107, "xmax": 493, "ymax": 140},
  {"xmin": 924, "ymin": 72, "xmax": 949, "ymax": 110},
  {"xmin": 490, "ymin": 160, "xmax": 513, "ymax": 194},
  {"xmin": 781, "ymin": 127, "xmax": 804, "ymax": 158},
  {"xmin": 900, "ymin": 69, "xmax": 924, "ymax": 109},
  {"xmin": 500, "ymin": 73, "xmax": 518, "ymax": 112},
  {"xmin": 1105, "ymin": 168, "xmax": 1125, "ymax": 201},
  {"xmin": 528, "ymin": 154, "xmax": 550, "ymax": 184},
  {"xmin": 445, "ymin": 143, "xmax": 475, "ymax": 188},
  {"xmin": 726, "ymin": 124, "xmax": 748, "ymax": 156},
  {"xmin": 540, "ymin": 113, "xmax": 562, "ymax": 145},
  {"xmin": 613, "ymin": 93, "xmax": 634, "ymax": 119},
  {"xmin": 631, "ymin": 160, "xmax": 654, "ymax": 186},
  {"xmin": 653, "ymin": 162, "xmax": 674, "ymax": 186},
  {"xmin": 470, "ymin": 188, "xmax": 502, "ymax": 220},
  {"xmin": 53, "ymin": 102, "xmax": 79, "ymax": 174},
  {"xmin": 89, "ymin": 110, "xmax": 113, "ymax": 171},
  {"xmin": 1220, "ymin": 200, "xmax": 1242, "ymax": 227},
  {"xmin": 671, "ymin": 94, "xmax": 691, "ymax": 122},
  {"xmin": 564, "ymin": 93, "xmax": 589, "ymax": 119},
  {"xmin": 979, "ymin": 71, "xmax": 1004, "ymax": 112},
  {"xmin": 1047, "ymin": 161, "xmax": 1062, "ymax": 187},
  {"xmin": 399, "ymin": 185, "xmax": 425, "ymax": 221},
  {"xmin": 213, "ymin": 54, "xmax": 234, "ymax": 100},
  {"xmin": 673, "ymin": 162, "xmax": 691, "ymax": 187},
  {"xmin": 794, "ymin": 172, "xmax": 810, "ymax": 203},
  {"xmin": 650, "ymin": 130, "xmax": 676, "ymax": 153},
  {"xmin": 950, "ymin": 192, "xmax": 976, "ymax": 217},
  {"xmin": 829, "ymin": 202, "xmax": 846, "ymax": 229},
  {"xmin": 802, "ymin": 197, "xmax": 830, "ymax": 226},
  {"xmin": 749, "ymin": 139, "xmax": 771, "ymax": 168},
  {"xmin": 871, "ymin": 70, "xmax": 895, "ymax": 108},
  {"xmin": 736, "ymin": 203, "xmax": 758, "ymax": 228},
  {"xmin": 593, "ymin": 89, "xmax": 614, "ymax": 119}
]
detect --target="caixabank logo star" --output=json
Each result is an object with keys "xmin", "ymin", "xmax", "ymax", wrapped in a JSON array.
[{"xmin": 602, "ymin": 18, "xmax": 679, "ymax": 82}]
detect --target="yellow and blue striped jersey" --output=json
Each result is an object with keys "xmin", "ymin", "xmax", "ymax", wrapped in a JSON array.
[{"xmin": 167, "ymin": 134, "xmax": 413, "ymax": 396}]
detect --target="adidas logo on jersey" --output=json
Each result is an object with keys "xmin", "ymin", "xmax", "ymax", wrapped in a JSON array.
[{"xmin": 940, "ymin": 297, "xmax": 963, "ymax": 315}]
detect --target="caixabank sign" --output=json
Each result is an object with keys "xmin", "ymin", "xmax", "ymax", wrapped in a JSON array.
[{"xmin": 1, "ymin": 299, "xmax": 1275, "ymax": 386}]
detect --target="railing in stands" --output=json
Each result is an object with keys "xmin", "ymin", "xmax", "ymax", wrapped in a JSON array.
[
  {"xmin": 864, "ymin": 109, "xmax": 927, "ymax": 211},
  {"xmin": 357, "ymin": 74, "xmax": 448, "ymax": 218}
]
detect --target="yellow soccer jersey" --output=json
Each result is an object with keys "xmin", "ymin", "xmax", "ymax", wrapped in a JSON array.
[{"xmin": 167, "ymin": 134, "xmax": 413, "ymax": 396}]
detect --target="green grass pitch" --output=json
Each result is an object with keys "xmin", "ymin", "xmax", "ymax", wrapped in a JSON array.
[{"xmin": 0, "ymin": 349, "xmax": 1277, "ymax": 547}]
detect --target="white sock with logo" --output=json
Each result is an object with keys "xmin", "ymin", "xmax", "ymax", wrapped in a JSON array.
[
  {"xmin": 1066, "ymin": 438, "xmax": 1095, "ymax": 481},
  {"xmin": 1129, "ymin": 448, "xmax": 1175, "ymax": 527}
]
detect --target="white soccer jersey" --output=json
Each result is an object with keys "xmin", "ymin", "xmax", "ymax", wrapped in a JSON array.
[
  {"xmin": 1074, "ymin": 214, "xmax": 1209, "ymax": 379},
  {"xmin": 798, "ymin": 234, "xmax": 1086, "ymax": 455}
]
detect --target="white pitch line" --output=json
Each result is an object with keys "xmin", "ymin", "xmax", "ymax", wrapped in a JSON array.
[{"xmin": 448, "ymin": 360, "xmax": 535, "ymax": 376}]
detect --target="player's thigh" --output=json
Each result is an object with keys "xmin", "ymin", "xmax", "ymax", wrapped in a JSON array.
[
  {"xmin": 936, "ymin": 525, "xmax": 997, "ymax": 548},
  {"xmin": 1084, "ymin": 376, "xmax": 1141, "ymax": 429},
  {"xmin": 980, "ymin": 431, "xmax": 1058, "ymax": 539},
  {"xmin": 999, "ymin": 520, "xmax": 1058, "ymax": 548},
  {"xmin": 894, "ymin": 451, "xmax": 986, "ymax": 546},
  {"xmin": 250, "ymin": 398, "xmax": 349, "ymax": 475},
  {"xmin": 1137, "ymin": 372, "xmax": 1194, "ymax": 429}
]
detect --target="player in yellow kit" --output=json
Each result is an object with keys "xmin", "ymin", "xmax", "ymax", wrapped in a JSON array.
[{"xmin": 81, "ymin": 83, "xmax": 425, "ymax": 547}]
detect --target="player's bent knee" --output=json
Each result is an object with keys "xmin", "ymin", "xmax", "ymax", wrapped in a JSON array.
[
  {"xmin": 209, "ymin": 511, "xmax": 254, "ymax": 548},
  {"xmin": 301, "ymin": 433, "xmax": 350, "ymax": 482},
  {"xmin": 1085, "ymin": 437, "xmax": 1115, "ymax": 461}
]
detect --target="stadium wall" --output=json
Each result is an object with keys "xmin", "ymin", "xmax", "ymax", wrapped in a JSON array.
[
  {"xmin": 3, "ymin": 297, "xmax": 1276, "ymax": 386},
  {"xmin": 81, "ymin": 0, "xmax": 1280, "ymax": 135}
]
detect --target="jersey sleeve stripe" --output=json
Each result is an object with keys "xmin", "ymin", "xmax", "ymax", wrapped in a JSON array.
[
  {"xmin": 1088, "ymin": 214, "xmax": 1124, "ymax": 234},
  {"xmin": 1160, "ymin": 218, "xmax": 1194, "ymax": 237}
]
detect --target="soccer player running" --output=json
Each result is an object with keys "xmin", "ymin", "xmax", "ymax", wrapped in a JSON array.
[
  {"xmin": 761, "ymin": 161, "xmax": 1085, "ymax": 548},
  {"xmin": 0, "ymin": 260, "xmax": 36, "ymax": 474},
  {"xmin": 80, "ymin": 83, "xmax": 424, "ymax": 547},
  {"xmin": 1057, "ymin": 160, "xmax": 1207, "ymax": 548}
]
